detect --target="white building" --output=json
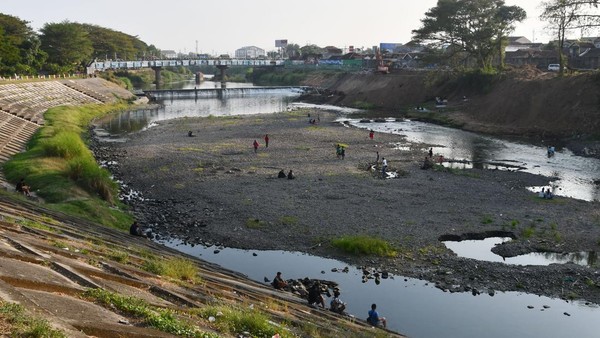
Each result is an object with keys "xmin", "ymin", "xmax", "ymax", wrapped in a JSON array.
[{"xmin": 235, "ymin": 46, "xmax": 266, "ymax": 59}]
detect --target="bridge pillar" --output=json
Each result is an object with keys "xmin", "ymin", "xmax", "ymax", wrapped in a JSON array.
[
  {"xmin": 216, "ymin": 65, "xmax": 229, "ymax": 89},
  {"xmin": 151, "ymin": 66, "xmax": 162, "ymax": 89}
]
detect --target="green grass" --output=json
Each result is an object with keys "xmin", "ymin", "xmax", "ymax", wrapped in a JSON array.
[
  {"xmin": 521, "ymin": 226, "xmax": 536, "ymax": 239},
  {"xmin": 142, "ymin": 257, "xmax": 200, "ymax": 283},
  {"xmin": 2, "ymin": 103, "xmax": 133, "ymax": 229},
  {"xmin": 0, "ymin": 301, "xmax": 66, "ymax": 338},
  {"xmin": 245, "ymin": 218, "xmax": 267, "ymax": 229},
  {"xmin": 84, "ymin": 289, "xmax": 218, "ymax": 337},
  {"xmin": 194, "ymin": 304, "xmax": 286, "ymax": 338},
  {"xmin": 331, "ymin": 235, "xmax": 397, "ymax": 257},
  {"xmin": 279, "ymin": 216, "xmax": 298, "ymax": 226},
  {"xmin": 481, "ymin": 215, "xmax": 494, "ymax": 225}
]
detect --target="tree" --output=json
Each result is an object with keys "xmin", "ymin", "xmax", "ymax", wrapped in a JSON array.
[
  {"xmin": 0, "ymin": 13, "xmax": 46, "ymax": 76},
  {"xmin": 285, "ymin": 43, "xmax": 301, "ymax": 59},
  {"xmin": 412, "ymin": 0, "xmax": 526, "ymax": 71},
  {"xmin": 40, "ymin": 21, "xmax": 93, "ymax": 73},
  {"xmin": 299, "ymin": 44, "xmax": 323, "ymax": 60},
  {"xmin": 540, "ymin": 0, "xmax": 600, "ymax": 73}
]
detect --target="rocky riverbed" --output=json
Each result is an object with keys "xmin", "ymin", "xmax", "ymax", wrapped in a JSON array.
[{"xmin": 93, "ymin": 109, "xmax": 600, "ymax": 305}]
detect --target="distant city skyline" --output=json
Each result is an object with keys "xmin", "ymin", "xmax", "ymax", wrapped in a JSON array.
[{"xmin": 2, "ymin": 0, "xmax": 596, "ymax": 56}]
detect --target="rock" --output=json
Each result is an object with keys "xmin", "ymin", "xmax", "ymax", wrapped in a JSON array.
[
  {"xmin": 488, "ymin": 289, "xmax": 495, "ymax": 297},
  {"xmin": 381, "ymin": 271, "xmax": 389, "ymax": 279},
  {"xmin": 214, "ymin": 249, "xmax": 220, "ymax": 254},
  {"xmin": 331, "ymin": 268, "xmax": 338, "ymax": 272},
  {"xmin": 543, "ymin": 305, "xmax": 550, "ymax": 309},
  {"xmin": 253, "ymin": 253, "xmax": 258, "ymax": 256},
  {"xmin": 564, "ymin": 312, "xmax": 571, "ymax": 316},
  {"xmin": 527, "ymin": 305, "xmax": 534, "ymax": 309}
]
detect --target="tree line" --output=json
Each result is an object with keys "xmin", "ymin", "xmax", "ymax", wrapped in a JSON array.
[
  {"xmin": 0, "ymin": 13, "xmax": 159, "ymax": 76},
  {"xmin": 1, "ymin": 1, "xmax": 598, "ymax": 77}
]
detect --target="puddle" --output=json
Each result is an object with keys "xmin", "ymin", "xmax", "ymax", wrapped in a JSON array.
[
  {"xmin": 162, "ymin": 239, "xmax": 600, "ymax": 338},
  {"xmin": 443, "ymin": 237, "xmax": 597, "ymax": 267}
]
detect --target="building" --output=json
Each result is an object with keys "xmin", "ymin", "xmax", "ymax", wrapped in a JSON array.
[
  {"xmin": 161, "ymin": 50, "xmax": 178, "ymax": 59},
  {"xmin": 234, "ymin": 46, "xmax": 266, "ymax": 59},
  {"xmin": 505, "ymin": 36, "xmax": 542, "ymax": 52}
]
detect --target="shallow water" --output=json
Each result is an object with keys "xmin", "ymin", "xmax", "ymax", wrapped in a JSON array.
[
  {"xmin": 443, "ymin": 237, "xmax": 597, "ymax": 267},
  {"xmin": 345, "ymin": 119, "xmax": 600, "ymax": 201},
  {"xmin": 98, "ymin": 88, "xmax": 600, "ymax": 337},
  {"xmin": 164, "ymin": 239, "xmax": 600, "ymax": 338}
]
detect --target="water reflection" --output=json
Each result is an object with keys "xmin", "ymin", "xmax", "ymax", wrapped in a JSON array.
[
  {"xmin": 163, "ymin": 239, "xmax": 600, "ymax": 338},
  {"xmin": 443, "ymin": 237, "xmax": 597, "ymax": 267},
  {"xmin": 346, "ymin": 119, "xmax": 600, "ymax": 201}
]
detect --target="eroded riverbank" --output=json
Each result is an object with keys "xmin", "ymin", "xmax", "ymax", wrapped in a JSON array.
[{"xmin": 94, "ymin": 109, "xmax": 600, "ymax": 309}]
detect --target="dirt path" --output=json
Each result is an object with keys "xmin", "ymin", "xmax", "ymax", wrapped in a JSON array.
[{"xmin": 96, "ymin": 109, "xmax": 600, "ymax": 305}]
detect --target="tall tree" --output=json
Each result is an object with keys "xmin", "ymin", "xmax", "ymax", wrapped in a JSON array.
[
  {"xmin": 540, "ymin": 0, "xmax": 600, "ymax": 73},
  {"xmin": 412, "ymin": 0, "xmax": 526, "ymax": 71},
  {"xmin": 40, "ymin": 21, "xmax": 93, "ymax": 73},
  {"xmin": 0, "ymin": 13, "xmax": 46, "ymax": 76}
]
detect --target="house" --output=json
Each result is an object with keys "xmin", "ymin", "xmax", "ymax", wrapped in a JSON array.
[
  {"xmin": 161, "ymin": 50, "xmax": 178, "ymax": 59},
  {"xmin": 504, "ymin": 49, "xmax": 558, "ymax": 68},
  {"xmin": 505, "ymin": 36, "xmax": 543, "ymax": 52}
]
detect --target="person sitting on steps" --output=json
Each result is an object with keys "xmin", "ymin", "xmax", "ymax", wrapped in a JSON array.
[{"xmin": 15, "ymin": 178, "xmax": 31, "ymax": 196}]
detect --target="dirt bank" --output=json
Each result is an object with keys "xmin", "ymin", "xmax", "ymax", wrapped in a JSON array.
[
  {"xmin": 96, "ymin": 110, "xmax": 600, "ymax": 306},
  {"xmin": 301, "ymin": 70, "xmax": 600, "ymax": 157}
]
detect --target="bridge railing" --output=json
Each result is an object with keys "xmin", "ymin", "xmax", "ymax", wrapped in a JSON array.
[{"xmin": 91, "ymin": 59, "xmax": 285, "ymax": 71}]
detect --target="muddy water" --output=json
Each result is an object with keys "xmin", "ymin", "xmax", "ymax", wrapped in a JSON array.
[{"xmin": 164, "ymin": 240, "xmax": 600, "ymax": 338}]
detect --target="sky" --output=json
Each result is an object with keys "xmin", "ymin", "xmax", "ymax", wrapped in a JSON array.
[{"xmin": 0, "ymin": 0, "xmax": 580, "ymax": 56}]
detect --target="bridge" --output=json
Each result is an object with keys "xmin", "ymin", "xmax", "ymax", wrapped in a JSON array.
[
  {"xmin": 141, "ymin": 86, "xmax": 311, "ymax": 100},
  {"xmin": 88, "ymin": 58, "xmax": 284, "ymax": 89}
]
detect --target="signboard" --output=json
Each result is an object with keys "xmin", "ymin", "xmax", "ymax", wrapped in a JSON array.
[{"xmin": 275, "ymin": 39, "xmax": 288, "ymax": 48}]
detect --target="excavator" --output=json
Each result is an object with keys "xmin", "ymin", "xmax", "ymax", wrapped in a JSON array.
[{"xmin": 375, "ymin": 48, "xmax": 389, "ymax": 74}]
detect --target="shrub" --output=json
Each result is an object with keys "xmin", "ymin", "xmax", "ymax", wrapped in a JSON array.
[{"xmin": 331, "ymin": 235, "xmax": 397, "ymax": 257}]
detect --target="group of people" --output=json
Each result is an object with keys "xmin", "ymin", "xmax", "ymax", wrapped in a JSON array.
[
  {"xmin": 538, "ymin": 187, "xmax": 554, "ymax": 199},
  {"xmin": 270, "ymin": 272, "xmax": 387, "ymax": 327},
  {"xmin": 277, "ymin": 169, "xmax": 295, "ymax": 179},
  {"xmin": 253, "ymin": 134, "xmax": 270, "ymax": 153}
]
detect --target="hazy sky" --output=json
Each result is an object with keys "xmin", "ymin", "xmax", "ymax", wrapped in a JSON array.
[{"xmin": 1, "ymin": 0, "xmax": 576, "ymax": 55}]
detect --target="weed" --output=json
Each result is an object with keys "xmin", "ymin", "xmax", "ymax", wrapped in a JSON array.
[
  {"xmin": 84, "ymin": 289, "xmax": 217, "ymax": 337},
  {"xmin": 19, "ymin": 219, "xmax": 55, "ymax": 232},
  {"xmin": 331, "ymin": 235, "xmax": 397, "ymax": 257},
  {"xmin": 481, "ymin": 215, "xmax": 494, "ymax": 225},
  {"xmin": 0, "ymin": 301, "xmax": 66, "ymax": 338},
  {"xmin": 109, "ymin": 251, "xmax": 129, "ymax": 263},
  {"xmin": 510, "ymin": 220, "xmax": 520, "ymax": 228},
  {"xmin": 279, "ymin": 216, "xmax": 298, "ymax": 226},
  {"xmin": 521, "ymin": 226, "xmax": 535, "ymax": 239},
  {"xmin": 195, "ymin": 304, "xmax": 284, "ymax": 337},
  {"xmin": 143, "ymin": 257, "xmax": 200, "ymax": 283},
  {"xmin": 245, "ymin": 218, "xmax": 267, "ymax": 229}
]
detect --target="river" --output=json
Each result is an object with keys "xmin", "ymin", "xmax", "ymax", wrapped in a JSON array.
[{"xmin": 96, "ymin": 81, "xmax": 600, "ymax": 338}]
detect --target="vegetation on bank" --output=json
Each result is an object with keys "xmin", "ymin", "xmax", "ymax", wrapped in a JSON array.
[
  {"xmin": 0, "ymin": 301, "xmax": 66, "ymax": 338},
  {"xmin": 101, "ymin": 67, "xmax": 193, "ymax": 89},
  {"xmin": 3, "ymin": 103, "xmax": 133, "ymax": 230},
  {"xmin": 332, "ymin": 235, "xmax": 397, "ymax": 257}
]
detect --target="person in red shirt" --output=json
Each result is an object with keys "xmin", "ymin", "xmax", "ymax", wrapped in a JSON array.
[
  {"xmin": 369, "ymin": 130, "xmax": 374, "ymax": 140},
  {"xmin": 253, "ymin": 140, "xmax": 259, "ymax": 153},
  {"xmin": 264, "ymin": 134, "xmax": 269, "ymax": 148}
]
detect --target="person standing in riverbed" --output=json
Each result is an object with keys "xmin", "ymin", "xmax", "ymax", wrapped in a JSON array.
[
  {"xmin": 381, "ymin": 157, "xmax": 388, "ymax": 178},
  {"xmin": 264, "ymin": 134, "xmax": 269, "ymax": 148},
  {"xmin": 253, "ymin": 140, "xmax": 259, "ymax": 153},
  {"xmin": 369, "ymin": 129, "xmax": 374, "ymax": 140}
]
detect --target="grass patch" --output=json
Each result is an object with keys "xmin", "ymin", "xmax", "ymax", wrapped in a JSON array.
[
  {"xmin": 521, "ymin": 226, "xmax": 536, "ymax": 239},
  {"xmin": 194, "ymin": 304, "xmax": 285, "ymax": 338},
  {"xmin": 331, "ymin": 235, "xmax": 397, "ymax": 257},
  {"xmin": 0, "ymin": 301, "xmax": 66, "ymax": 338},
  {"xmin": 245, "ymin": 218, "xmax": 267, "ymax": 229},
  {"xmin": 142, "ymin": 257, "xmax": 200, "ymax": 283},
  {"xmin": 2, "ymin": 103, "xmax": 133, "ymax": 230},
  {"xmin": 19, "ymin": 219, "xmax": 57, "ymax": 233},
  {"xmin": 481, "ymin": 215, "xmax": 494, "ymax": 225},
  {"xmin": 84, "ymin": 289, "xmax": 217, "ymax": 337},
  {"xmin": 279, "ymin": 216, "xmax": 298, "ymax": 226}
]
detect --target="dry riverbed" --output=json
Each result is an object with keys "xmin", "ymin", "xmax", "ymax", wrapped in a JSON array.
[{"xmin": 94, "ymin": 109, "xmax": 600, "ymax": 305}]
